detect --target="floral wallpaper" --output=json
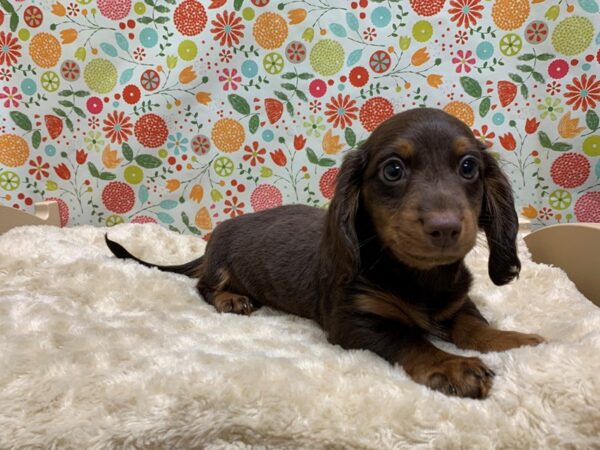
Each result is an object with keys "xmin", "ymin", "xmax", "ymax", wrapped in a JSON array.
[{"xmin": 0, "ymin": 0, "xmax": 599, "ymax": 235}]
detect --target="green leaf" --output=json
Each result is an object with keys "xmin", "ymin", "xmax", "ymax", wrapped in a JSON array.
[
  {"xmin": 249, "ymin": 114, "xmax": 259, "ymax": 134},
  {"xmin": 52, "ymin": 108, "xmax": 67, "ymax": 118},
  {"xmin": 281, "ymin": 83, "xmax": 296, "ymax": 91},
  {"xmin": 135, "ymin": 154, "xmax": 162, "ymax": 168},
  {"xmin": 58, "ymin": 89, "xmax": 74, "ymax": 97},
  {"xmin": 531, "ymin": 71, "xmax": 545, "ymax": 83},
  {"xmin": 551, "ymin": 142, "xmax": 572, "ymax": 152},
  {"xmin": 65, "ymin": 118, "xmax": 74, "ymax": 132},
  {"xmin": 586, "ymin": 110, "xmax": 599, "ymax": 131},
  {"xmin": 520, "ymin": 84, "xmax": 529, "ymax": 99},
  {"xmin": 181, "ymin": 212, "xmax": 190, "ymax": 226},
  {"xmin": 295, "ymin": 90, "xmax": 308, "ymax": 102},
  {"xmin": 297, "ymin": 73, "xmax": 314, "ymax": 80},
  {"xmin": 517, "ymin": 53, "xmax": 535, "ymax": 61},
  {"xmin": 139, "ymin": 184, "xmax": 149, "ymax": 203},
  {"xmin": 318, "ymin": 158, "xmax": 336, "ymax": 167},
  {"xmin": 536, "ymin": 53, "xmax": 555, "ymax": 61},
  {"xmin": 306, "ymin": 148, "xmax": 319, "ymax": 164},
  {"xmin": 99, "ymin": 172, "xmax": 116, "ymax": 180},
  {"xmin": 122, "ymin": 142, "xmax": 134, "ymax": 161},
  {"xmin": 154, "ymin": 5, "xmax": 170, "ymax": 13},
  {"xmin": 281, "ymin": 72, "xmax": 297, "ymax": 79},
  {"xmin": 273, "ymin": 91, "xmax": 288, "ymax": 101},
  {"xmin": 9, "ymin": 111, "xmax": 32, "ymax": 131},
  {"xmin": 345, "ymin": 128, "xmax": 356, "ymax": 147},
  {"xmin": 144, "ymin": 0, "xmax": 155, "ymax": 6},
  {"xmin": 508, "ymin": 73, "xmax": 523, "ymax": 83},
  {"xmin": 32, "ymin": 130, "xmax": 41, "ymax": 149},
  {"xmin": 88, "ymin": 162, "xmax": 100, "ymax": 178},
  {"xmin": 155, "ymin": 16, "xmax": 169, "ymax": 24},
  {"xmin": 538, "ymin": 131, "xmax": 552, "ymax": 149},
  {"xmin": 228, "ymin": 94, "xmax": 250, "ymax": 115},
  {"xmin": 516, "ymin": 64, "xmax": 533, "ymax": 72},
  {"xmin": 58, "ymin": 100, "xmax": 74, "ymax": 108},
  {"xmin": 0, "ymin": 0, "xmax": 16, "ymax": 13},
  {"xmin": 9, "ymin": 12, "xmax": 18, "ymax": 32},
  {"xmin": 479, "ymin": 97, "xmax": 491, "ymax": 118},
  {"xmin": 157, "ymin": 212, "xmax": 174, "ymax": 224},
  {"xmin": 286, "ymin": 101, "xmax": 294, "ymax": 116},
  {"xmin": 160, "ymin": 199, "xmax": 178, "ymax": 209},
  {"xmin": 137, "ymin": 16, "xmax": 153, "ymax": 24},
  {"xmin": 233, "ymin": 0, "xmax": 244, "ymax": 10},
  {"xmin": 459, "ymin": 76, "xmax": 482, "ymax": 98}
]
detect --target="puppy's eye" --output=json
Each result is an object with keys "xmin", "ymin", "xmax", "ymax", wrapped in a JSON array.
[
  {"xmin": 458, "ymin": 156, "xmax": 479, "ymax": 180},
  {"xmin": 382, "ymin": 159, "xmax": 405, "ymax": 182}
]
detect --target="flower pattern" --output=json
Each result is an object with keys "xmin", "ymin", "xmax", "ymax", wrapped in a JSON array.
[{"xmin": 0, "ymin": 0, "xmax": 598, "ymax": 232}]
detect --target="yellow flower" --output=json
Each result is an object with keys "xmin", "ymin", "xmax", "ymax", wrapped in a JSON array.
[
  {"xmin": 179, "ymin": 66, "xmax": 197, "ymax": 84},
  {"xmin": 101, "ymin": 145, "xmax": 122, "ymax": 169},
  {"xmin": 60, "ymin": 28, "xmax": 78, "ymax": 44},
  {"xmin": 51, "ymin": 2, "xmax": 66, "ymax": 16},
  {"xmin": 166, "ymin": 55, "xmax": 177, "ymax": 70},
  {"xmin": 558, "ymin": 112, "xmax": 585, "ymax": 139},
  {"xmin": 427, "ymin": 74, "xmax": 443, "ymax": 88},
  {"xmin": 288, "ymin": 8, "xmax": 307, "ymax": 25},
  {"xmin": 195, "ymin": 92, "xmax": 212, "ymax": 105},
  {"xmin": 322, "ymin": 129, "xmax": 344, "ymax": 155},
  {"xmin": 166, "ymin": 179, "xmax": 181, "ymax": 192},
  {"xmin": 521, "ymin": 205, "xmax": 538, "ymax": 219},
  {"xmin": 189, "ymin": 184, "xmax": 203, "ymax": 203},
  {"xmin": 411, "ymin": 47, "xmax": 430, "ymax": 67},
  {"xmin": 399, "ymin": 36, "xmax": 411, "ymax": 51}
]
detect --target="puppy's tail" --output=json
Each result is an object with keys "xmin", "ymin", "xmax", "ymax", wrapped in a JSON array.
[{"xmin": 105, "ymin": 234, "xmax": 203, "ymax": 278}]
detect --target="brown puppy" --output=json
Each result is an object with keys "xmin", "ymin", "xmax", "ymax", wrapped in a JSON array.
[{"xmin": 106, "ymin": 108, "xmax": 544, "ymax": 399}]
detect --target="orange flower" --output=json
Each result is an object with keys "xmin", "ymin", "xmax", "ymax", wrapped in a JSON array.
[
  {"xmin": 195, "ymin": 207, "xmax": 212, "ymax": 230},
  {"xmin": 499, "ymin": 132, "xmax": 516, "ymax": 151},
  {"xmin": 426, "ymin": 74, "xmax": 443, "ymax": 88},
  {"xmin": 189, "ymin": 184, "xmax": 203, "ymax": 203},
  {"xmin": 411, "ymin": 47, "xmax": 430, "ymax": 66},
  {"xmin": 270, "ymin": 149, "xmax": 287, "ymax": 166},
  {"xmin": 51, "ymin": 2, "xmax": 66, "ymax": 16},
  {"xmin": 558, "ymin": 112, "xmax": 585, "ymax": 139},
  {"xmin": 102, "ymin": 145, "xmax": 122, "ymax": 169},
  {"xmin": 322, "ymin": 129, "xmax": 344, "ymax": 155},
  {"xmin": 521, "ymin": 205, "xmax": 538, "ymax": 219},
  {"xmin": 179, "ymin": 66, "xmax": 197, "ymax": 84},
  {"xmin": 166, "ymin": 179, "xmax": 181, "ymax": 192},
  {"xmin": 288, "ymin": 8, "xmax": 307, "ymax": 25},
  {"xmin": 60, "ymin": 28, "xmax": 78, "ymax": 44},
  {"xmin": 196, "ymin": 92, "xmax": 211, "ymax": 105}
]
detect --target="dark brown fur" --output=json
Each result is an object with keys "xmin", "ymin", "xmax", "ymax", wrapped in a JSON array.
[{"xmin": 106, "ymin": 108, "xmax": 544, "ymax": 398}]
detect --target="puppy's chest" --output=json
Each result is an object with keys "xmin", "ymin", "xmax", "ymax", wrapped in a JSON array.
[{"xmin": 352, "ymin": 279, "xmax": 467, "ymax": 331}]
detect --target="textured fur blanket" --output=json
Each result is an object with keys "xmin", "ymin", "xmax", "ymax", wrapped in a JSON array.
[{"xmin": 1, "ymin": 224, "xmax": 599, "ymax": 449}]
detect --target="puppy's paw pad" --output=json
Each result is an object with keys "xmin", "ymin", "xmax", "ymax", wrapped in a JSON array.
[
  {"xmin": 214, "ymin": 292, "xmax": 255, "ymax": 316},
  {"xmin": 427, "ymin": 357, "xmax": 494, "ymax": 399}
]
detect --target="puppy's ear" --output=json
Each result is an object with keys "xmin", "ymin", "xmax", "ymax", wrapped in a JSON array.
[
  {"xmin": 478, "ymin": 146, "xmax": 521, "ymax": 286},
  {"xmin": 322, "ymin": 148, "xmax": 368, "ymax": 285}
]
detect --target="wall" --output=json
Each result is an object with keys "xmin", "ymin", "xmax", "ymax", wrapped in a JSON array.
[{"xmin": 0, "ymin": 0, "xmax": 599, "ymax": 235}]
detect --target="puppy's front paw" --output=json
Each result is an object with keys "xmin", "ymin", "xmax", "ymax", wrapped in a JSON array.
[
  {"xmin": 485, "ymin": 330, "xmax": 545, "ymax": 352},
  {"xmin": 213, "ymin": 292, "xmax": 255, "ymax": 315},
  {"xmin": 426, "ymin": 356, "xmax": 495, "ymax": 399}
]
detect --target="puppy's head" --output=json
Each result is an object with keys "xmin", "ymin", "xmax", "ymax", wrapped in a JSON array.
[{"xmin": 326, "ymin": 108, "xmax": 520, "ymax": 286}]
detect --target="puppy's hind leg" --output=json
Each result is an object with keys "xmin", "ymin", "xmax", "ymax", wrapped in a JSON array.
[{"xmin": 197, "ymin": 268, "xmax": 257, "ymax": 316}]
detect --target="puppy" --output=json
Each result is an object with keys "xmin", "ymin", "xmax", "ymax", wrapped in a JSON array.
[{"xmin": 106, "ymin": 108, "xmax": 544, "ymax": 398}]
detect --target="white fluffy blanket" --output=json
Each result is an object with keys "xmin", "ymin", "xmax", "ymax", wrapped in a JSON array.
[{"xmin": 1, "ymin": 224, "xmax": 599, "ymax": 449}]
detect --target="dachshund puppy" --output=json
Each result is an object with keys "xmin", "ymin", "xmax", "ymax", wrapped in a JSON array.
[{"xmin": 106, "ymin": 108, "xmax": 544, "ymax": 399}]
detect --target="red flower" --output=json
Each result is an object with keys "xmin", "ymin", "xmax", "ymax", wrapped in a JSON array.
[
  {"xmin": 76, "ymin": 149, "xmax": 87, "ymax": 164},
  {"xmin": 525, "ymin": 118, "xmax": 540, "ymax": 134},
  {"xmin": 223, "ymin": 196, "xmax": 245, "ymax": 218},
  {"xmin": 102, "ymin": 110, "xmax": 133, "ymax": 144},
  {"xmin": 0, "ymin": 31, "xmax": 22, "ymax": 66},
  {"xmin": 324, "ymin": 94, "xmax": 358, "ymax": 129},
  {"xmin": 564, "ymin": 74, "xmax": 600, "ymax": 112},
  {"xmin": 270, "ymin": 149, "xmax": 287, "ymax": 167},
  {"xmin": 448, "ymin": 0, "xmax": 483, "ymax": 29},
  {"xmin": 211, "ymin": 10, "xmax": 244, "ymax": 47},
  {"xmin": 473, "ymin": 124, "xmax": 495, "ymax": 147},
  {"xmin": 499, "ymin": 132, "xmax": 516, "ymax": 151},
  {"xmin": 242, "ymin": 141, "xmax": 266, "ymax": 167},
  {"xmin": 28, "ymin": 156, "xmax": 49, "ymax": 181},
  {"xmin": 54, "ymin": 163, "xmax": 71, "ymax": 180},
  {"xmin": 294, "ymin": 134, "xmax": 307, "ymax": 151}
]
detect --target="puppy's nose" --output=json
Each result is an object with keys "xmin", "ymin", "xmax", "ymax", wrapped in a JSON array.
[{"xmin": 422, "ymin": 213, "xmax": 462, "ymax": 248}]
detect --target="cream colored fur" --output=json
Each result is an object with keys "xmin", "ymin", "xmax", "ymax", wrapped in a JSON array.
[{"xmin": 0, "ymin": 224, "xmax": 599, "ymax": 449}]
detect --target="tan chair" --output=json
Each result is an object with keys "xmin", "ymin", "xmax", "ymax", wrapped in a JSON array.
[{"xmin": 0, "ymin": 201, "xmax": 61, "ymax": 235}]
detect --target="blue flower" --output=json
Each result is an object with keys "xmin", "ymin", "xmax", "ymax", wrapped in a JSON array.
[{"xmin": 167, "ymin": 132, "xmax": 189, "ymax": 155}]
